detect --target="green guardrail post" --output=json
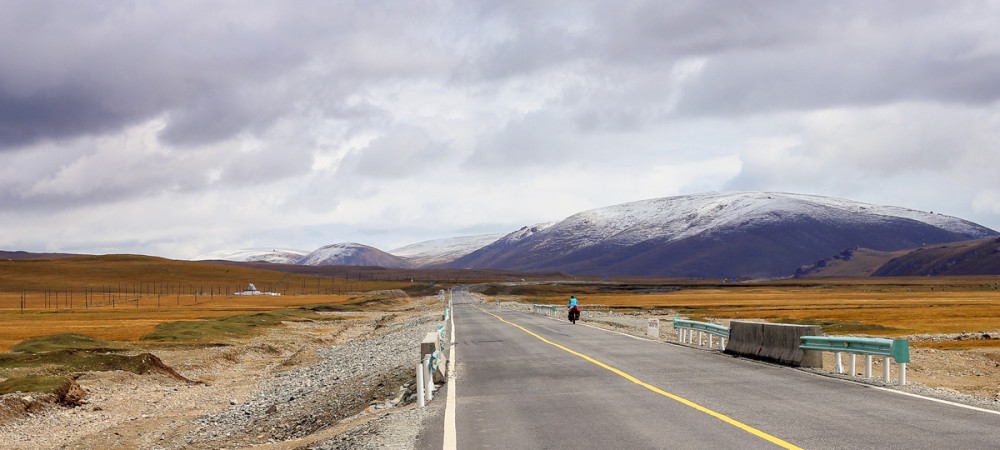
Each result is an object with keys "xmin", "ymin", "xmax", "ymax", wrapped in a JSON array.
[{"xmin": 891, "ymin": 339, "xmax": 910, "ymax": 364}]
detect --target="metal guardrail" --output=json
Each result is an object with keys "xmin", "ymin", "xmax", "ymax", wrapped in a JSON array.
[
  {"xmin": 673, "ymin": 318, "xmax": 729, "ymax": 350},
  {"xmin": 799, "ymin": 336, "xmax": 910, "ymax": 385},
  {"xmin": 532, "ymin": 304, "xmax": 558, "ymax": 317}
]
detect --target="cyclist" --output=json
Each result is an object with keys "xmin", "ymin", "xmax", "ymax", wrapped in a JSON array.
[{"xmin": 568, "ymin": 296, "xmax": 581, "ymax": 323}]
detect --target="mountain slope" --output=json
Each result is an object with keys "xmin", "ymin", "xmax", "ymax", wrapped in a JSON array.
[
  {"xmin": 793, "ymin": 247, "xmax": 908, "ymax": 277},
  {"xmin": 389, "ymin": 233, "xmax": 506, "ymax": 266},
  {"xmin": 298, "ymin": 243, "xmax": 412, "ymax": 268},
  {"xmin": 0, "ymin": 250, "xmax": 81, "ymax": 260},
  {"xmin": 448, "ymin": 192, "xmax": 997, "ymax": 278},
  {"xmin": 871, "ymin": 237, "xmax": 1000, "ymax": 276},
  {"xmin": 192, "ymin": 248, "xmax": 309, "ymax": 264}
]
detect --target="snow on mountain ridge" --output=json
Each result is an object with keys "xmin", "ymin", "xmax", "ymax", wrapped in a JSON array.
[
  {"xmin": 450, "ymin": 191, "xmax": 998, "ymax": 278},
  {"xmin": 192, "ymin": 248, "xmax": 309, "ymax": 264},
  {"xmin": 192, "ymin": 192, "xmax": 996, "ymax": 273},
  {"xmin": 390, "ymin": 233, "xmax": 506, "ymax": 266},
  {"xmin": 540, "ymin": 191, "xmax": 994, "ymax": 249},
  {"xmin": 298, "ymin": 242, "xmax": 412, "ymax": 268},
  {"xmin": 491, "ymin": 222, "xmax": 558, "ymax": 248},
  {"xmin": 298, "ymin": 243, "xmax": 367, "ymax": 265}
]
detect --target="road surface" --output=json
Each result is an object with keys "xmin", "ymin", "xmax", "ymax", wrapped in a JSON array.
[{"xmin": 419, "ymin": 287, "xmax": 1000, "ymax": 449}]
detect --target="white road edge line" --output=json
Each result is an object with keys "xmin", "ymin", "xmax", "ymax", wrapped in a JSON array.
[
  {"xmin": 869, "ymin": 385, "xmax": 1000, "ymax": 416},
  {"xmin": 443, "ymin": 293, "xmax": 458, "ymax": 450}
]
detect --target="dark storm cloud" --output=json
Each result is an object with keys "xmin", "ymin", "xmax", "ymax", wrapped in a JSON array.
[
  {"xmin": 0, "ymin": 1, "xmax": 307, "ymax": 150},
  {"xmin": 0, "ymin": 86, "xmax": 130, "ymax": 148},
  {"xmin": 675, "ymin": 35, "xmax": 1000, "ymax": 116},
  {"xmin": 630, "ymin": 1, "xmax": 1000, "ymax": 113},
  {"xmin": 0, "ymin": 1, "xmax": 455, "ymax": 151},
  {"xmin": 462, "ymin": 1, "xmax": 1000, "ymax": 117}
]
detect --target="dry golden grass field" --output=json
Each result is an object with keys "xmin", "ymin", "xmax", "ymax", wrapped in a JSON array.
[
  {"xmin": 0, "ymin": 255, "xmax": 418, "ymax": 351},
  {"xmin": 494, "ymin": 278, "xmax": 1000, "ymax": 348},
  {"xmin": 4, "ymin": 255, "xmax": 1000, "ymax": 352}
]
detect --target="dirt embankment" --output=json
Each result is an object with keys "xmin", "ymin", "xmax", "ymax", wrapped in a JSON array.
[{"xmin": 0, "ymin": 296, "xmax": 446, "ymax": 448}]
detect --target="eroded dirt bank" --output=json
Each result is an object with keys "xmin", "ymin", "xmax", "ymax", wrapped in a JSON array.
[{"xmin": 0, "ymin": 296, "xmax": 447, "ymax": 449}]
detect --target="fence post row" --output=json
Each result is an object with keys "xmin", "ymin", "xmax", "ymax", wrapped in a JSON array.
[
  {"xmin": 672, "ymin": 318, "xmax": 729, "ymax": 351},
  {"xmin": 531, "ymin": 304, "xmax": 559, "ymax": 317},
  {"xmin": 799, "ymin": 336, "xmax": 909, "ymax": 385}
]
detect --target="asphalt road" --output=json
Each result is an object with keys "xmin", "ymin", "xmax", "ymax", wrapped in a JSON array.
[{"xmin": 419, "ymin": 287, "xmax": 1000, "ymax": 449}]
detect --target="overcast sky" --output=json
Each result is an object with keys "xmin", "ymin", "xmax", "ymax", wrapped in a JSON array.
[{"xmin": 3, "ymin": 1, "xmax": 1000, "ymax": 258}]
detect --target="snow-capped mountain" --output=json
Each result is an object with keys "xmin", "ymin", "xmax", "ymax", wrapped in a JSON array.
[
  {"xmin": 192, "ymin": 248, "xmax": 309, "ymax": 264},
  {"xmin": 298, "ymin": 243, "xmax": 412, "ymax": 268},
  {"xmin": 448, "ymin": 192, "xmax": 998, "ymax": 278},
  {"xmin": 389, "ymin": 233, "xmax": 507, "ymax": 266}
]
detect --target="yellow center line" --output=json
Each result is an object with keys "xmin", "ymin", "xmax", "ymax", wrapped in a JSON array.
[{"xmin": 472, "ymin": 304, "xmax": 803, "ymax": 450}]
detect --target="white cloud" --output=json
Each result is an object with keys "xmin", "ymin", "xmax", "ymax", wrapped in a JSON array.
[{"xmin": 3, "ymin": 1, "xmax": 1000, "ymax": 257}]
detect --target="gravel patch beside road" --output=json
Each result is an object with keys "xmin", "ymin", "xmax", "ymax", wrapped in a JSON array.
[{"xmin": 0, "ymin": 297, "xmax": 450, "ymax": 449}]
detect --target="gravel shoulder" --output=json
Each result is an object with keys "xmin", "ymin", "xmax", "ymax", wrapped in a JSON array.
[{"xmin": 0, "ymin": 296, "xmax": 450, "ymax": 449}]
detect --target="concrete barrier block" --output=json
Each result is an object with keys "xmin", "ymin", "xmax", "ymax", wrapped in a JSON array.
[
  {"xmin": 724, "ymin": 321, "xmax": 764, "ymax": 358},
  {"xmin": 801, "ymin": 349, "xmax": 823, "ymax": 369},
  {"xmin": 763, "ymin": 323, "xmax": 822, "ymax": 367},
  {"xmin": 725, "ymin": 321, "xmax": 822, "ymax": 367},
  {"xmin": 421, "ymin": 332, "xmax": 438, "ymax": 358}
]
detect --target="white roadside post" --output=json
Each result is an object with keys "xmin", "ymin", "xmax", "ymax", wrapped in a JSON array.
[
  {"xmin": 425, "ymin": 355, "xmax": 434, "ymax": 402},
  {"xmin": 900, "ymin": 362, "xmax": 907, "ymax": 385},
  {"xmin": 865, "ymin": 355, "xmax": 873, "ymax": 378},
  {"xmin": 849, "ymin": 354, "xmax": 857, "ymax": 376},
  {"xmin": 647, "ymin": 319, "xmax": 660, "ymax": 338},
  {"xmin": 834, "ymin": 352, "xmax": 844, "ymax": 374},
  {"xmin": 416, "ymin": 362, "xmax": 426, "ymax": 408},
  {"xmin": 708, "ymin": 334, "xmax": 714, "ymax": 348},
  {"xmin": 883, "ymin": 357, "xmax": 891, "ymax": 383}
]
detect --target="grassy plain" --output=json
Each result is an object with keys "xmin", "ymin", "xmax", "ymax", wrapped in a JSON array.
[
  {"xmin": 0, "ymin": 255, "xmax": 420, "ymax": 351},
  {"xmin": 497, "ymin": 278, "xmax": 1000, "ymax": 344},
  {"xmin": 5, "ymin": 255, "xmax": 1000, "ymax": 352}
]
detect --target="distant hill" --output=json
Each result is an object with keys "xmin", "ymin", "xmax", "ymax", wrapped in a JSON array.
[
  {"xmin": 188, "ymin": 191, "xmax": 999, "ymax": 278},
  {"xmin": 298, "ymin": 243, "xmax": 412, "ymax": 268},
  {"xmin": 390, "ymin": 233, "xmax": 506, "ymax": 266},
  {"xmin": 192, "ymin": 248, "xmax": 309, "ymax": 264},
  {"xmin": 794, "ymin": 247, "xmax": 910, "ymax": 277},
  {"xmin": 795, "ymin": 237, "xmax": 1000, "ymax": 277},
  {"xmin": 872, "ymin": 237, "xmax": 1000, "ymax": 276},
  {"xmin": 447, "ymin": 192, "xmax": 998, "ymax": 279},
  {"xmin": 0, "ymin": 250, "xmax": 81, "ymax": 260}
]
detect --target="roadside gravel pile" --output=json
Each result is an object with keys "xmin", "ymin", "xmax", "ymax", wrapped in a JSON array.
[
  {"xmin": 0, "ymin": 298, "xmax": 450, "ymax": 449},
  {"xmin": 180, "ymin": 310, "xmax": 447, "ymax": 449}
]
